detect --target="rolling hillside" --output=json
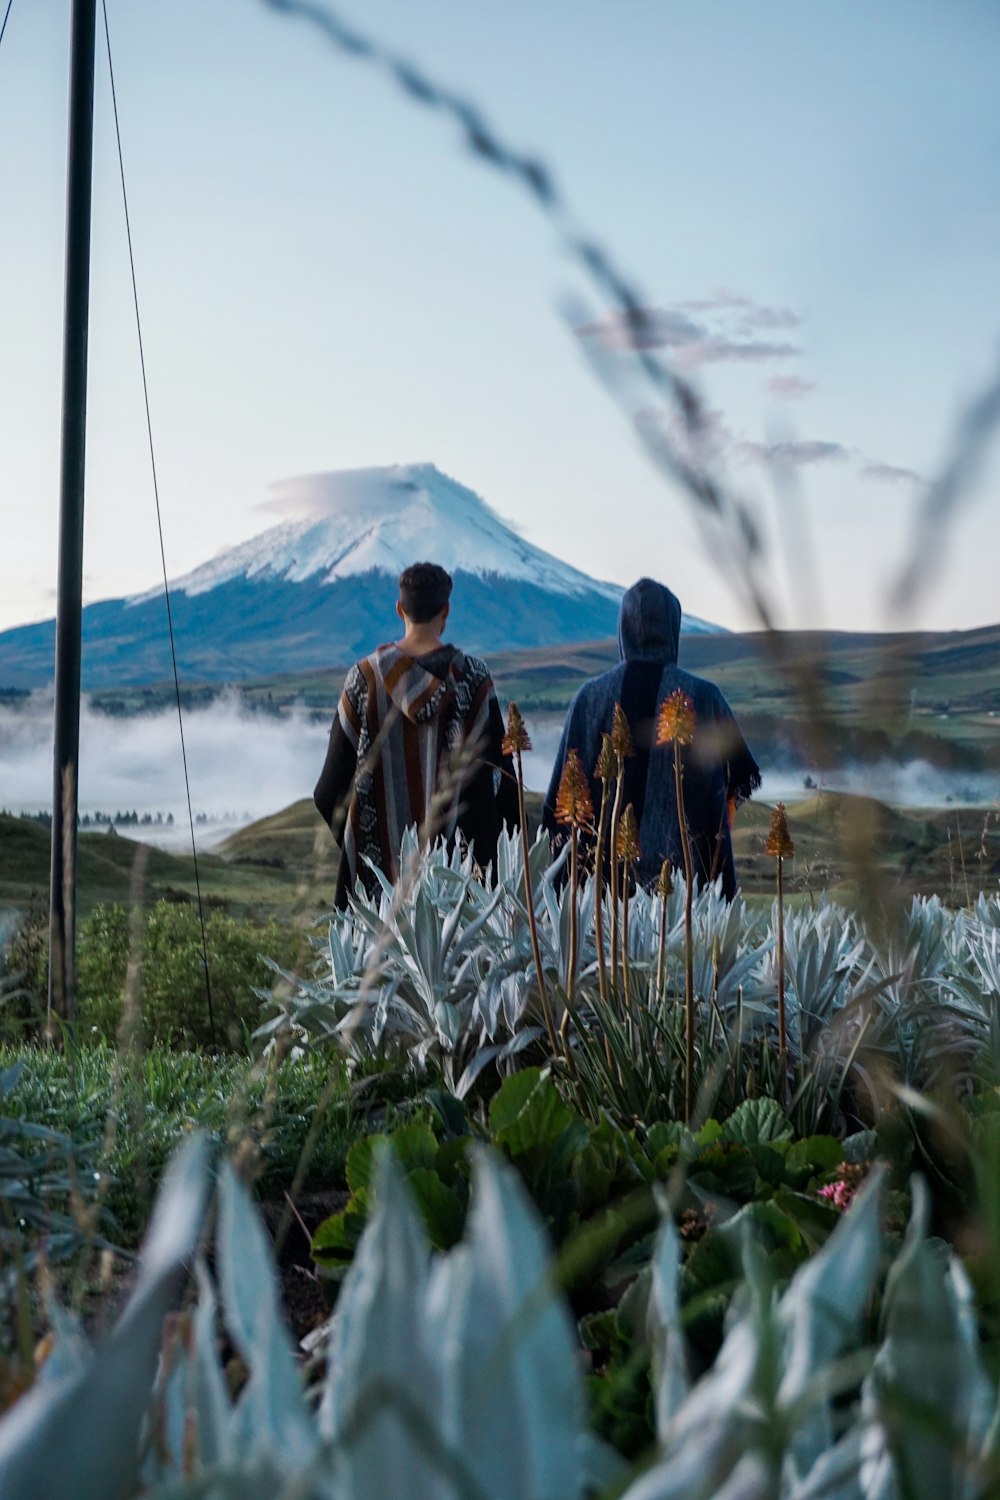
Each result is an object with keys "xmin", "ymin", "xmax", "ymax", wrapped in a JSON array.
[{"xmin": 5, "ymin": 788, "xmax": 995, "ymax": 929}]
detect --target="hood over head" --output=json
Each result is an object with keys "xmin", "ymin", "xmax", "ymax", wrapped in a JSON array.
[
  {"xmin": 618, "ymin": 578, "xmax": 682, "ymax": 664},
  {"xmin": 372, "ymin": 643, "xmax": 458, "ymax": 724}
]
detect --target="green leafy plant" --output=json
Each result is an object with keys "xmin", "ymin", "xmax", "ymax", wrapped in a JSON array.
[
  {"xmin": 312, "ymin": 1068, "xmax": 654, "ymax": 1279},
  {"xmin": 0, "ymin": 1131, "xmax": 992, "ymax": 1498},
  {"xmin": 0, "ymin": 1060, "xmax": 100, "ymax": 1268},
  {"xmin": 0, "ymin": 1041, "xmax": 360, "ymax": 1246},
  {"xmin": 0, "ymin": 1057, "xmax": 105, "ymax": 1409},
  {"xmin": 311, "ymin": 1071, "xmax": 860, "ymax": 1425},
  {"xmin": 76, "ymin": 899, "xmax": 300, "ymax": 1050},
  {"xmin": 0, "ymin": 899, "xmax": 48, "ymax": 1037}
]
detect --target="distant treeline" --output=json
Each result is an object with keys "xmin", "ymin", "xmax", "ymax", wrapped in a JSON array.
[
  {"xmin": 6, "ymin": 809, "xmax": 175, "ymax": 829},
  {"xmin": 88, "ymin": 688, "xmax": 288, "ymax": 718},
  {"xmin": 3, "ymin": 809, "xmax": 248, "ymax": 829}
]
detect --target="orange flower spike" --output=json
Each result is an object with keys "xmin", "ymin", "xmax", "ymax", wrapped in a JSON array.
[
  {"xmin": 617, "ymin": 803, "xmax": 641, "ymax": 863},
  {"xmin": 657, "ymin": 860, "xmax": 674, "ymax": 899},
  {"xmin": 765, "ymin": 802, "xmax": 795, "ymax": 859},
  {"xmin": 555, "ymin": 748, "xmax": 594, "ymax": 829},
  {"xmin": 656, "ymin": 688, "xmax": 696, "ymax": 747},
  {"xmin": 502, "ymin": 701, "xmax": 532, "ymax": 756},
  {"xmin": 594, "ymin": 733, "xmax": 616, "ymax": 783},
  {"xmin": 610, "ymin": 703, "xmax": 634, "ymax": 762}
]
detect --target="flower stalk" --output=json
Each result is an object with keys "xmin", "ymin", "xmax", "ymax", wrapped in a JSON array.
[
  {"xmin": 657, "ymin": 689, "xmax": 697, "ymax": 1122},
  {"xmin": 608, "ymin": 705, "xmax": 633, "ymax": 990},
  {"xmin": 617, "ymin": 803, "xmax": 640, "ymax": 1014},
  {"xmin": 655, "ymin": 859, "xmax": 673, "ymax": 1002},
  {"xmin": 766, "ymin": 802, "xmax": 795, "ymax": 1071},
  {"xmin": 592, "ymin": 734, "xmax": 614, "ymax": 1004},
  {"xmin": 554, "ymin": 748, "xmax": 594, "ymax": 1053},
  {"xmin": 503, "ymin": 704, "xmax": 559, "ymax": 1061}
]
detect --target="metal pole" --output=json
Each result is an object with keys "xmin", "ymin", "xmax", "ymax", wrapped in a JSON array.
[{"xmin": 48, "ymin": 0, "xmax": 98, "ymax": 1025}]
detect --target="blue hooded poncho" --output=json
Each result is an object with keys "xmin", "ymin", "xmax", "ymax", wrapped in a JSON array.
[{"xmin": 542, "ymin": 578, "xmax": 760, "ymax": 899}]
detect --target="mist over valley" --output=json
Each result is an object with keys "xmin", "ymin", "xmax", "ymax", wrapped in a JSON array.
[{"xmin": 1, "ymin": 693, "xmax": 995, "ymax": 860}]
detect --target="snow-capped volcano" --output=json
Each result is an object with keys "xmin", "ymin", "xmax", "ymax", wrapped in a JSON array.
[
  {"xmin": 0, "ymin": 463, "xmax": 720, "ymax": 690},
  {"xmin": 156, "ymin": 464, "xmax": 624, "ymax": 603}
]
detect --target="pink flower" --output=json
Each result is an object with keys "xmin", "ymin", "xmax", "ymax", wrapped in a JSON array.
[{"xmin": 818, "ymin": 1180, "xmax": 854, "ymax": 1212}]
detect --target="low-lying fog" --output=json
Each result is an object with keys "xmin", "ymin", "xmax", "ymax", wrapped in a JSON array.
[{"xmin": 1, "ymin": 694, "xmax": 996, "ymax": 853}]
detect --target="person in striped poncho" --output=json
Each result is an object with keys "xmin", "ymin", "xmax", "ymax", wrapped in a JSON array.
[{"xmin": 314, "ymin": 562, "xmax": 519, "ymax": 908}]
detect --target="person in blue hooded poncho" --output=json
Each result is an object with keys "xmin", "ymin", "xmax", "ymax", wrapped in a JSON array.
[{"xmin": 542, "ymin": 578, "xmax": 760, "ymax": 900}]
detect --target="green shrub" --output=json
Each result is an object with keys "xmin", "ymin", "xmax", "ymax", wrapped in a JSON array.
[
  {"xmin": 76, "ymin": 899, "xmax": 302, "ymax": 1050},
  {"xmin": 0, "ymin": 1042, "xmax": 362, "ymax": 1247},
  {"xmin": 0, "ymin": 895, "xmax": 48, "ymax": 1037}
]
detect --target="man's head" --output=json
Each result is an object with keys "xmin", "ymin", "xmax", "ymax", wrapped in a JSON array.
[
  {"xmin": 397, "ymin": 561, "xmax": 453, "ymax": 630},
  {"xmin": 618, "ymin": 578, "xmax": 682, "ymax": 665}
]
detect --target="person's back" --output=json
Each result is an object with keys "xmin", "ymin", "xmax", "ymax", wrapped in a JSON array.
[
  {"xmin": 542, "ymin": 578, "xmax": 759, "ymax": 899},
  {"xmin": 315, "ymin": 561, "xmax": 517, "ymax": 906}
]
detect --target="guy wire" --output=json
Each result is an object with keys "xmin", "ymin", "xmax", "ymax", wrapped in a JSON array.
[
  {"xmin": 101, "ymin": 0, "xmax": 218, "ymax": 1047},
  {"xmin": 0, "ymin": 1, "xmax": 15, "ymax": 54}
]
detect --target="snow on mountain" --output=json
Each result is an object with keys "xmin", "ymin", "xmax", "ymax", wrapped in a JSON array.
[
  {"xmin": 0, "ymin": 463, "xmax": 724, "ymax": 691},
  {"xmin": 153, "ymin": 464, "xmax": 624, "ymax": 603}
]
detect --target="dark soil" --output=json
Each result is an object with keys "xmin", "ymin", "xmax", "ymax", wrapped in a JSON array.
[{"xmin": 258, "ymin": 1188, "xmax": 348, "ymax": 1344}]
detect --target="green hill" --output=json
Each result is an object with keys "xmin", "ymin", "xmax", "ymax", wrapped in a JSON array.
[
  {"xmin": 732, "ymin": 793, "xmax": 999, "ymax": 902},
  {"xmin": 0, "ymin": 812, "xmax": 333, "ymax": 924},
  {"xmin": 3, "ymin": 785, "xmax": 996, "ymax": 936}
]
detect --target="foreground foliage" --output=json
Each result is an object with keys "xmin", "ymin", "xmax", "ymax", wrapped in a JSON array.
[
  {"xmin": 310, "ymin": 1069, "xmax": 890, "ymax": 1454},
  {"xmin": 0, "ymin": 1133, "xmax": 995, "ymax": 1499}
]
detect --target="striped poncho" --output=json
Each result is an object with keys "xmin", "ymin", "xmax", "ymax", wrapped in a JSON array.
[{"xmin": 314, "ymin": 643, "xmax": 517, "ymax": 907}]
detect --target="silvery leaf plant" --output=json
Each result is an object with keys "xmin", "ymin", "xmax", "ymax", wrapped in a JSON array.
[
  {"xmin": 2, "ymin": 1133, "xmax": 999, "ymax": 1499},
  {"xmin": 260, "ymin": 830, "xmax": 1000, "ymax": 1111}
]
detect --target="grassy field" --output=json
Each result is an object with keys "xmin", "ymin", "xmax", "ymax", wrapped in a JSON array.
[
  {"xmin": 732, "ymin": 792, "xmax": 999, "ymax": 903},
  {"xmin": 3, "ymin": 787, "xmax": 995, "ymax": 932},
  {"xmin": 0, "ymin": 805, "xmax": 336, "ymax": 923}
]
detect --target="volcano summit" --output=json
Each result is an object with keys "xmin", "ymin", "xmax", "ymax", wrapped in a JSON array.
[{"xmin": 0, "ymin": 464, "xmax": 718, "ymax": 689}]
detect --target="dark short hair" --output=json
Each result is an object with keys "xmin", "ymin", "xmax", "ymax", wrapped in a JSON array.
[{"xmin": 398, "ymin": 562, "xmax": 453, "ymax": 623}]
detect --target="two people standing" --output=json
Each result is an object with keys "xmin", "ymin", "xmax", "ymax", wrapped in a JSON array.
[{"xmin": 315, "ymin": 567, "xmax": 757, "ymax": 905}]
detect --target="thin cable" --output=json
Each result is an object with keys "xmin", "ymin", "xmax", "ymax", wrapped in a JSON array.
[
  {"xmin": 0, "ymin": 0, "xmax": 14, "ymax": 53},
  {"xmin": 101, "ymin": 0, "xmax": 217, "ymax": 1048}
]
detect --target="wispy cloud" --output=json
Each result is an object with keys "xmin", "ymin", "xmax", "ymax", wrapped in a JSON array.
[
  {"xmin": 676, "ymin": 288, "xmax": 752, "ymax": 312},
  {"xmin": 576, "ymin": 307, "xmax": 703, "ymax": 353},
  {"xmin": 694, "ymin": 337, "xmax": 801, "ymax": 366},
  {"xmin": 675, "ymin": 289, "xmax": 800, "ymax": 330},
  {"xmin": 737, "ymin": 438, "xmax": 851, "ymax": 468},
  {"xmin": 577, "ymin": 293, "xmax": 802, "ymax": 366},
  {"xmin": 638, "ymin": 405, "xmax": 919, "ymax": 488},
  {"xmin": 736, "ymin": 304, "xmax": 801, "ymax": 333},
  {"xmin": 859, "ymin": 460, "xmax": 926, "ymax": 487},
  {"xmin": 595, "ymin": 288, "xmax": 925, "ymax": 492},
  {"xmin": 767, "ymin": 374, "xmax": 817, "ymax": 400}
]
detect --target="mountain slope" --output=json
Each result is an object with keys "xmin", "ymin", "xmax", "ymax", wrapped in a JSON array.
[{"xmin": 0, "ymin": 463, "xmax": 720, "ymax": 690}]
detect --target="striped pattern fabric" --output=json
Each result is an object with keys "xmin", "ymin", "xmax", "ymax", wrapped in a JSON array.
[{"xmin": 337, "ymin": 644, "xmax": 495, "ymax": 892}]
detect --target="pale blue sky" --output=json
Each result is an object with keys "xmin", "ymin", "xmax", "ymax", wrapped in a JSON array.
[{"xmin": 1, "ymin": 0, "xmax": 998, "ymax": 636}]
